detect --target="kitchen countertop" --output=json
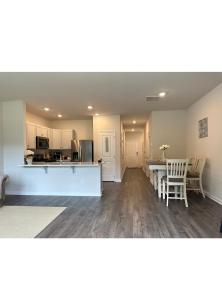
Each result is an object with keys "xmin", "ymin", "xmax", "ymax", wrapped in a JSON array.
[{"xmin": 20, "ymin": 162, "xmax": 100, "ymax": 167}]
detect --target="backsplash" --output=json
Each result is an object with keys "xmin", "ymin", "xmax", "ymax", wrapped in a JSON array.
[{"xmin": 30, "ymin": 148, "xmax": 72, "ymax": 161}]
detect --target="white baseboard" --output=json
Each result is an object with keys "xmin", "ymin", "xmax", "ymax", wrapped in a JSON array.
[
  {"xmin": 115, "ymin": 178, "xmax": 122, "ymax": 183},
  {"xmin": 7, "ymin": 191, "xmax": 102, "ymax": 197},
  {"xmin": 204, "ymin": 190, "xmax": 222, "ymax": 205}
]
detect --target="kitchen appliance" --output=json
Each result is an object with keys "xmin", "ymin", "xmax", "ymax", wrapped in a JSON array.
[
  {"xmin": 53, "ymin": 151, "xmax": 62, "ymax": 161},
  {"xmin": 71, "ymin": 139, "xmax": 93, "ymax": 162},
  {"xmin": 36, "ymin": 136, "xmax": 49, "ymax": 149}
]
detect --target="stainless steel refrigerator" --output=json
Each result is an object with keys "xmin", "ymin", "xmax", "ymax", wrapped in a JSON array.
[{"xmin": 71, "ymin": 139, "xmax": 94, "ymax": 162}]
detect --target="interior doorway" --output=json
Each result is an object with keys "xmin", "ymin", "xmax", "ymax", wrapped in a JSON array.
[{"xmin": 125, "ymin": 131, "xmax": 144, "ymax": 168}]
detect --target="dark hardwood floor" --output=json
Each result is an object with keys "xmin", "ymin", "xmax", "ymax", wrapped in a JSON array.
[{"xmin": 5, "ymin": 168, "xmax": 222, "ymax": 238}]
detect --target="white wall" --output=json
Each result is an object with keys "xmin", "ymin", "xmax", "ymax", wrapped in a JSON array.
[
  {"xmin": 51, "ymin": 119, "xmax": 93, "ymax": 140},
  {"xmin": 120, "ymin": 121, "xmax": 126, "ymax": 179},
  {"xmin": 26, "ymin": 111, "xmax": 51, "ymax": 127},
  {"xmin": 93, "ymin": 115, "xmax": 121, "ymax": 182},
  {"xmin": 0, "ymin": 102, "xmax": 3, "ymax": 175},
  {"xmin": 3, "ymin": 100, "xmax": 26, "ymax": 191},
  {"xmin": 144, "ymin": 120, "xmax": 150, "ymax": 163},
  {"xmin": 150, "ymin": 110, "xmax": 187, "ymax": 159},
  {"xmin": 186, "ymin": 83, "xmax": 222, "ymax": 203}
]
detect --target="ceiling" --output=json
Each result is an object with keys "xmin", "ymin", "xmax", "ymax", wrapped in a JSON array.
[{"xmin": 0, "ymin": 73, "xmax": 221, "ymax": 127}]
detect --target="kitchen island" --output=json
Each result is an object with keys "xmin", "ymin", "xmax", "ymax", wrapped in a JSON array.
[{"xmin": 14, "ymin": 162, "xmax": 102, "ymax": 196}]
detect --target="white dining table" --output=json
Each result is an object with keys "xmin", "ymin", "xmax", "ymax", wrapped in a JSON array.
[
  {"xmin": 148, "ymin": 160, "xmax": 192, "ymax": 199},
  {"xmin": 148, "ymin": 161, "xmax": 167, "ymax": 198}
]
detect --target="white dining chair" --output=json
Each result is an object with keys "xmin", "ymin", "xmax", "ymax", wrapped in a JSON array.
[
  {"xmin": 187, "ymin": 158, "xmax": 206, "ymax": 198},
  {"xmin": 189, "ymin": 157, "xmax": 198, "ymax": 173},
  {"xmin": 162, "ymin": 159, "xmax": 189, "ymax": 207},
  {"xmin": 0, "ymin": 175, "xmax": 9, "ymax": 207}
]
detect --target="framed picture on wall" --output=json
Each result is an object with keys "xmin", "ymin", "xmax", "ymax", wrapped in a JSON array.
[{"xmin": 199, "ymin": 117, "xmax": 208, "ymax": 138}]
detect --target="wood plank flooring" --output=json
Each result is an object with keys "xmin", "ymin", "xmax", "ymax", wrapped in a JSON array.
[{"xmin": 4, "ymin": 168, "xmax": 222, "ymax": 238}]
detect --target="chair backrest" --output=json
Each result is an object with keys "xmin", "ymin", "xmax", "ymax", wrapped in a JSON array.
[
  {"xmin": 189, "ymin": 157, "xmax": 198, "ymax": 173},
  {"xmin": 195, "ymin": 158, "xmax": 206, "ymax": 177},
  {"xmin": 166, "ymin": 159, "xmax": 189, "ymax": 180}
]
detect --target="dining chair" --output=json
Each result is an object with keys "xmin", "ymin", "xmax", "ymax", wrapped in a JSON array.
[
  {"xmin": 162, "ymin": 159, "xmax": 189, "ymax": 207},
  {"xmin": 0, "ymin": 175, "xmax": 9, "ymax": 207},
  {"xmin": 189, "ymin": 157, "xmax": 198, "ymax": 173},
  {"xmin": 187, "ymin": 158, "xmax": 206, "ymax": 198}
]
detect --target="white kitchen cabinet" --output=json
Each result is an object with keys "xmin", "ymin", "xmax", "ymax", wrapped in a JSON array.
[
  {"xmin": 26, "ymin": 122, "xmax": 74, "ymax": 150},
  {"xmin": 36, "ymin": 125, "xmax": 48, "ymax": 137},
  {"xmin": 47, "ymin": 128, "xmax": 53, "ymax": 149},
  {"xmin": 26, "ymin": 123, "xmax": 36, "ymax": 149},
  {"xmin": 61, "ymin": 130, "xmax": 73, "ymax": 149},
  {"xmin": 52, "ymin": 129, "xmax": 62, "ymax": 149}
]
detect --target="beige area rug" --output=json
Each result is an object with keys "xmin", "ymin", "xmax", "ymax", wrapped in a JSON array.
[{"xmin": 0, "ymin": 206, "xmax": 66, "ymax": 238}]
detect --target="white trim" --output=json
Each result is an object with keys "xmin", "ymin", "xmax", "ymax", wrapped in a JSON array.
[
  {"xmin": 121, "ymin": 166, "xmax": 126, "ymax": 180},
  {"xmin": 115, "ymin": 178, "xmax": 122, "ymax": 183},
  {"xmin": 204, "ymin": 190, "xmax": 222, "ymax": 205},
  {"xmin": 7, "ymin": 191, "xmax": 102, "ymax": 197}
]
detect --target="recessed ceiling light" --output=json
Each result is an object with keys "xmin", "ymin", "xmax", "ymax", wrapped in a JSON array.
[
  {"xmin": 88, "ymin": 105, "xmax": 93, "ymax": 110},
  {"xmin": 132, "ymin": 128, "xmax": 135, "ymax": 132},
  {"xmin": 57, "ymin": 114, "xmax": 62, "ymax": 118},
  {"xmin": 44, "ymin": 107, "xmax": 50, "ymax": 111},
  {"xmin": 95, "ymin": 113, "xmax": 100, "ymax": 116},
  {"xmin": 159, "ymin": 92, "xmax": 166, "ymax": 98},
  {"xmin": 132, "ymin": 120, "xmax": 136, "ymax": 124}
]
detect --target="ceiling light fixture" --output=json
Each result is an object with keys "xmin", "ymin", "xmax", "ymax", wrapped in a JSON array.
[
  {"xmin": 132, "ymin": 120, "xmax": 136, "ymax": 124},
  {"xmin": 88, "ymin": 105, "xmax": 93, "ymax": 110},
  {"xmin": 44, "ymin": 107, "xmax": 50, "ymax": 111},
  {"xmin": 95, "ymin": 113, "xmax": 100, "ymax": 116},
  {"xmin": 57, "ymin": 114, "xmax": 62, "ymax": 118},
  {"xmin": 159, "ymin": 92, "xmax": 166, "ymax": 98}
]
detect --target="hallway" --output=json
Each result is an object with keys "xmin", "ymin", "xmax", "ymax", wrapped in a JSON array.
[{"xmin": 5, "ymin": 168, "xmax": 222, "ymax": 238}]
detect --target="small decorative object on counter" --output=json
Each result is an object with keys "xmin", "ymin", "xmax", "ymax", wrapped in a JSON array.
[
  {"xmin": 25, "ymin": 150, "xmax": 34, "ymax": 165},
  {"xmin": 159, "ymin": 144, "xmax": 170, "ymax": 162}
]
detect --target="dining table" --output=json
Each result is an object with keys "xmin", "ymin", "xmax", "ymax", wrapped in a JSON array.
[
  {"xmin": 147, "ymin": 160, "xmax": 167, "ymax": 198},
  {"xmin": 147, "ymin": 160, "xmax": 192, "ymax": 199}
]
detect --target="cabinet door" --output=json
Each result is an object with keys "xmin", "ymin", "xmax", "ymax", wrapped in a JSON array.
[
  {"xmin": 52, "ymin": 129, "xmax": 62, "ymax": 149},
  {"xmin": 41, "ymin": 127, "xmax": 48, "ymax": 138},
  {"xmin": 36, "ymin": 126, "xmax": 48, "ymax": 137},
  {"xmin": 61, "ymin": 130, "xmax": 73, "ymax": 149},
  {"xmin": 47, "ymin": 128, "xmax": 53, "ymax": 149},
  {"xmin": 26, "ymin": 123, "xmax": 36, "ymax": 149}
]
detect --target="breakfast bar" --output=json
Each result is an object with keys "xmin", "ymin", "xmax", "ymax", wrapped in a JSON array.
[{"xmin": 15, "ymin": 162, "xmax": 102, "ymax": 196}]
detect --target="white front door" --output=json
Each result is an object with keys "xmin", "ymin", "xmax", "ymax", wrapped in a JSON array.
[
  {"xmin": 99, "ymin": 130, "xmax": 116, "ymax": 181},
  {"xmin": 125, "ymin": 132, "xmax": 143, "ymax": 168}
]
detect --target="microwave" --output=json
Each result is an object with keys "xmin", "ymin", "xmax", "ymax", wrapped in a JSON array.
[{"xmin": 36, "ymin": 136, "xmax": 49, "ymax": 149}]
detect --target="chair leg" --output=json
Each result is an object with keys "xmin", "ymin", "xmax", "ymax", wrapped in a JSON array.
[
  {"xmin": 199, "ymin": 178, "xmax": 205, "ymax": 199},
  {"xmin": 166, "ymin": 184, "xmax": 169, "ymax": 207},
  {"xmin": 163, "ymin": 181, "xmax": 165, "ymax": 200},
  {"xmin": 184, "ymin": 184, "xmax": 188, "ymax": 208}
]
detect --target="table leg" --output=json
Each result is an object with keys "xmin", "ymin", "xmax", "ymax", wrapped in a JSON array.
[{"xmin": 157, "ymin": 170, "xmax": 166, "ymax": 199}]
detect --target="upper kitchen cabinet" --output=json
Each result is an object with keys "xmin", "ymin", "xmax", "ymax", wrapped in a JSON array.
[
  {"xmin": 52, "ymin": 129, "xmax": 62, "ymax": 149},
  {"xmin": 47, "ymin": 128, "xmax": 53, "ymax": 149},
  {"xmin": 36, "ymin": 125, "xmax": 48, "ymax": 138},
  {"xmin": 61, "ymin": 130, "xmax": 73, "ymax": 149},
  {"xmin": 26, "ymin": 123, "xmax": 36, "ymax": 149},
  {"xmin": 26, "ymin": 122, "xmax": 74, "ymax": 150},
  {"xmin": 52, "ymin": 129, "xmax": 73, "ymax": 149}
]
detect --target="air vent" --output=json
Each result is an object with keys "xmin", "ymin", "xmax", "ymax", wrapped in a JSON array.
[{"xmin": 146, "ymin": 96, "xmax": 160, "ymax": 102}]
